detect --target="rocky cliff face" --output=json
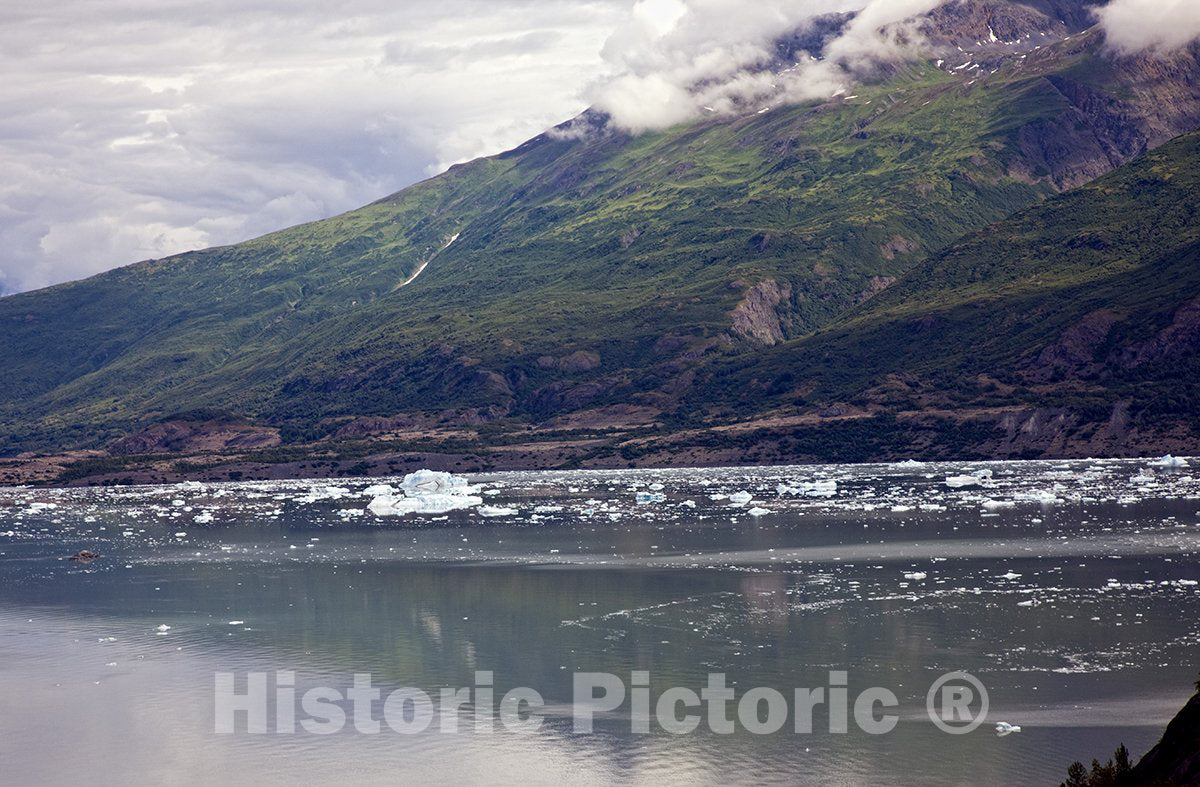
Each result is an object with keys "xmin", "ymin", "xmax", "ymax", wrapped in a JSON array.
[{"xmin": 1131, "ymin": 692, "xmax": 1200, "ymax": 785}]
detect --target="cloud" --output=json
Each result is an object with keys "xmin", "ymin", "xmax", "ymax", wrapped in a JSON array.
[
  {"xmin": 1093, "ymin": 0, "xmax": 1200, "ymax": 54},
  {"xmin": 0, "ymin": 0, "xmax": 626, "ymax": 294},
  {"xmin": 588, "ymin": 0, "xmax": 941, "ymax": 134}
]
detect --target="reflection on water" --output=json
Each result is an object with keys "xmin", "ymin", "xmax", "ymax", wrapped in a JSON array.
[{"xmin": 1, "ymin": 459, "xmax": 1198, "ymax": 784}]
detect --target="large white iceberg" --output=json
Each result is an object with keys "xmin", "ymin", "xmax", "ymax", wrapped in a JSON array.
[
  {"xmin": 1151, "ymin": 455, "xmax": 1188, "ymax": 468},
  {"xmin": 366, "ymin": 470, "xmax": 483, "ymax": 516},
  {"xmin": 399, "ymin": 469, "xmax": 480, "ymax": 496}
]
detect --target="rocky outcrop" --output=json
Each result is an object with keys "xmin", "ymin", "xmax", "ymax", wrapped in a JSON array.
[
  {"xmin": 880, "ymin": 236, "xmax": 917, "ymax": 261},
  {"xmin": 1014, "ymin": 42, "xmax": 1200, "ymax": 189},
  {"xmin": 857, "ymin": 275, "xmax": 898, "ymax": 304},
  {"xmin": 1032, "ymin": 308, "xmax": 1123, "ymax": 379},
  {"xmin": 109, "ymin": 420, "xmax": 280, "ymax": 456},
  {"xmin": 537, "ymin": 351, "xmax": 602, "ymax": 373},
  {"xmin": 1033, "ymin": 297, "xmax": 1200, "ymax": 380},
  {"xmin": 731, "ymin": 279, "xmax": 794, "ymax": 346},
  {"xmin": 1117, "ymin": 296, "xmax": 1200, "ymax": 369},
  {"xmin": 1130, "ymin": 692, "xmax": 1200, "ymax": 785}
]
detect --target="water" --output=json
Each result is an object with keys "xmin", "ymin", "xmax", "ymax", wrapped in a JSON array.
[{"xmin": 2, "ymin": 459, "xmax": 1198, "ymax": 784}]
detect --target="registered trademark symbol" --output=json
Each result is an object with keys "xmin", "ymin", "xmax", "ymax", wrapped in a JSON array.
[{"xmin": 926, "ymin": 671, "xmax": 989, "ymax": 734}]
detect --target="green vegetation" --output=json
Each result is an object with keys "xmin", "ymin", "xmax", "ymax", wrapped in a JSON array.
[
  {"xmin": 0, "ymin": 28, "xmax": 1197, "ymax": 459},
  {"xmin": 1061, "ymin": 744, "xmax": 1134, "ymax": 787}
]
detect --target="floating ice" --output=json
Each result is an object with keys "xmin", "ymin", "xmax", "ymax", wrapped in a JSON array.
[
  {"xmin": 728, "ymin": 491, "xmax": 753, "ymax": 505},
  {"xmin": 946, "ymin": 470, "xmax": 991, "ymax": 489},
  {"xmin": 368, "ymin": 493, "xmax": 482, "ymax": 516},
  {"xmin": 903, "ymin": 572, "xmax": 927, "ymax": 581},
  {"xmin": 1152, "ymin": 455, "xmax": 1188, "ymax": 468},
  {"xmin": 995, "ymin": 722, "xmax": 1022, "ymax": 736},
  {"xmin": 193, "ymin": 512, "xmax": 214, "ymax": 524},
  {"xmin": 777, "ymin": 480, "xmax": 837, "ymax": 498},
  {"xmin": 478, "ymin": 506, "xmax": 518, "ymax": 518},
  {"xmin": 636, "ymin": 492, "xmax": 666, "ymax": 504},
  {"xmin": 155, "ymin": 624, "xmax": 171, "ymax": 632},
  {"xmin": 748, "ymin": 507, "xmax": 772, "ymax": 517},
  {"xmin": 400, "ymin": 470, "xmax": 479, "ymax": 496},
  {"xmin": 367, "ymin": 470, "xmax": 484, "ymax": 516},
  {"xmin": 295, "ymin": 486, "xmax": 351, "ymax": 504},
  {"xmin": 981, "ymin": 500, "xmax": 1015, "ymax": 510}
]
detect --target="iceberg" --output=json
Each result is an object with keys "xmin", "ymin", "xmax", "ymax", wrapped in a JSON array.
[
  {"xmin": 994, "ymin": 722, "xmax": 1022, "ymax": 736},
  {"xmin": 366, "ymin": 470, "xmax": 484, "ymax": 516},
  {"xmin": 747, "ymin": 507, "xmax": 772, "ymax": 517},
  {"xmin": 728, "ymin": 491, "xmax": 753, "ymax": 505},
  {"xmin": 1151, "ymin": 455, "xmax": 1188, "ymax": 468},
  {"xmin": 368, "ymin": 493, "xmax": 483, "ymax": 516},
  {"xmin": 400, "ymin": 469, "xmax": 480, "ymax": 496}
]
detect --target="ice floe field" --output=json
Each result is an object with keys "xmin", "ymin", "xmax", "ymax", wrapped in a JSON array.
[{"xmin": 2, "ymin": 457, "xmax": 1199, "ymax": 784}]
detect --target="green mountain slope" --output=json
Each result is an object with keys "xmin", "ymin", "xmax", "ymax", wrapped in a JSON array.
[
  {"xmin": 1, "ymin": 3, "xmax": 1199, "ymax": 463},
  {"xmin": 709, "ymin": 129, "xmax": 1200, "ymax": 458}
]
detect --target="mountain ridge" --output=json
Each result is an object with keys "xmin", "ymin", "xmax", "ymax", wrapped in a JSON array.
[{"xmin": 2, "ymin": 0, "xmax": 1200, "ymax": 482}]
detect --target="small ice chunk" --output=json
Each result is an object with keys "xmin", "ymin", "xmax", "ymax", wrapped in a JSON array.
[
  {"xmin": 155, "ymin": 624, "xmax": 171, "ymax": 632},
  {"xmin": 995, "ymin": 722, "xmax": 1022, "ymax": 736},
  {"xmin": 728, "ymin": 491, "xmax": 753, "ymax": 505},
  {"xmin": 748, "ymin": 507, "xmax": 772, "ymax": 517},
  {"xmin": 903, "ymin": 572, "xmax": 927, "ymax": 581},
  {"xmin": 478, "ymin": 506, "xmax": 518, "ymax": 518}
]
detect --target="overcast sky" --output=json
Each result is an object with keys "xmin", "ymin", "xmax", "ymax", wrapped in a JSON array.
[
  {"xmin": 1, "ymin": 0, "xmax": 1194, "ymax": 294},
  {"xmin": 0, "ymin": 0, "xmax": 631, "ymax": 294}
]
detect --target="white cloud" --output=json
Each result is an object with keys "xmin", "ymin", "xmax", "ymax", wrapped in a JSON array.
[
  {"xmin": 1093, "ymin": 0, "xmax": 1200, "ymax": 54},
  {"xmin": 589, "ymin": 0, "xmax": 941, "ymax": 134},
  {"xmin": 0, "ymin": 0, "xmax": 625, "ymax": 293}
]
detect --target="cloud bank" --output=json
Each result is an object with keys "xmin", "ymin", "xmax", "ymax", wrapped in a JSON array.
[
  {"xmin": 1093, "ymin": 0, "xmax": 1200, "ymax": 53},
  {"xmin": 0, "ymin": 0, "xmax": 624, "ymax": 294},
  {"xmin": 589, "ymin": 0, "xmax": 942, "ymax": 133},
  {"xmin": 4, "ymin": 0, "xmax": 1199, "ymax": 295}
]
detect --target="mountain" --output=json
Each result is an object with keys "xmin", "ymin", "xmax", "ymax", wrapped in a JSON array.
[
  {"xmin": 1061, "ymin": 684, "xmax": 1200, "ymax": 785},
  {"xmin": 708, "ymin": 129, "xmax": 1200, "ymax": 463},
  {"xmin": 2, "ymin": 0, "xmax": 1200, "ymax": 481}
]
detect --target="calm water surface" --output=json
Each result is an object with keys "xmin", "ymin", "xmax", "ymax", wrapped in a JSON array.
[{"xmin": 2, "ymin": 459, "xmax": 1199, "ymax": 785}]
